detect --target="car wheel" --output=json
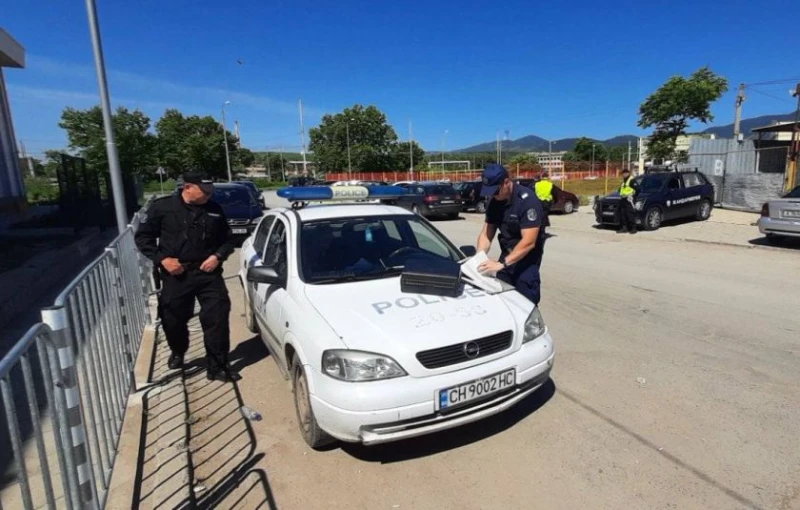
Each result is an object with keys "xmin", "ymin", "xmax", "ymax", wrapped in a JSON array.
[
  {"xmin": 563, "ymin": 201, "xmax": 575, "ymax": 214},
  {"xmin": 412, "ymin": 204, "xmax": 421, "ymax": 215},
  {"xmin": 242, "ymin": 279, "xmax": 258, "ymax": 334},
  {"xmin": 476, "ymin": 200, "xmax": 487, "ymax": 214},
  {"xmin": 447, "ymin": 212, "xmax": 459, "ymax": 220},
  {"xmin": 696, "ymin": 199, "xmax": 712, "ymax": 221},
  {"xmin": 644, "ymin": 207, "xmax": 662, "ymax": 231},
  {"xmin": 292, "ymin": 354, "xmax": 334, "ymax": 449}
]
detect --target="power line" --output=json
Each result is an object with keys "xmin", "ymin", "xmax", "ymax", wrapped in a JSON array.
[
  {"xmin": 746, "ymin": 77, "xmax": 800, "ymax": 87},
  {"xmin": 747, "ymin": 87, "xmax": 795, "ymax": 104}
]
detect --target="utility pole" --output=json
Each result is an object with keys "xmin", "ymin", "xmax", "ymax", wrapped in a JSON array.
[
  {"xmin": 299, "ymin": 99, "xmax": 308, "ymax": 176},
  {"xmin": 409, "ymin": 120, "xmax": 414, "ymax": 180},
  {"xmin": 733, "ymin": 83, "xmax": 746, "ymax": 141},
  {"xmin": 441, "ymin": 130, "xmax": 448, "ymax": 179},
  {"xmin": 591, "ymin": 144, "xmax": 596, "ymax": 173},
  {"xmin": 346, "ymin": 121, "xmax": 352, "ymax": 177},
  {"xmin": 85, "ymin": 0, "xmax": 128, "ymax": 233},
  {"xmin": 627, "ymin": 140, "xmax": 632, "ymax": 174},
  {"xmin": 221, "ymin": 101, "xmax": 232, "ymax": 182},
  {"xmin": 266, "ymin": 150, "xmax": 272, "ymax": 181},
  {"xmin": 496, "ymin": 131, "xmax": 500, "ymax": 163},
  {"xmin": 279, "ymin": 146, "xmax": 285, "ymax": 182}
]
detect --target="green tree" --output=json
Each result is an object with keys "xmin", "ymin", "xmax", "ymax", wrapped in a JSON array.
[
  {"xmin": 638, "ymin": 66, "xmax": 728, "ymax": 161},
  {"xmin": 508, "ymin": 153, "xmax": 539, "ymax": 166},
  {"xmin": 309, "ymin": 104, "xmax": 403, "ymax": 172},
  {"xmin": 155, "ymin": 109, "xmax": 240, "ymax": 180},
  {"xmin": 607, "ymin": 145, "xmax": 627, "ymax": 162},
  {"xmin": 59, "ymin": 106, "xmax": 157, "ymax": 175},
  {"xmin": 389, "ymin": 141, "xmax": 426, "ymax": 171},
  {"xmin": 235, "ymin": 147, "xmax": 255, "ymax": 169},
  {"xmin": 571, "ymin": 137, "xmax": 607, "ymax": 162}
]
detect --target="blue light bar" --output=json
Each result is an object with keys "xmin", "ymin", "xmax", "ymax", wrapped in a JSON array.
[{"xmin": 277, "ymin": 185, "xmax": 408, "ymax": 202}]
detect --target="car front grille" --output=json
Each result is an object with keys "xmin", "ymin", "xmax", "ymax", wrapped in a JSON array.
[
  {"xmin": 227, "ymin": 218, "xmax": 250, "ymax": 226},
  {"xmin": 416, "ymin": 331, "xmax": 513, "ymax": 369}
]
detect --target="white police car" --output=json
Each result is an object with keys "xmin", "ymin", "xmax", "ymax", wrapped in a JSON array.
[{"xmin": 239, "ymin": 185, "xmax": 554, "ymax": 448}]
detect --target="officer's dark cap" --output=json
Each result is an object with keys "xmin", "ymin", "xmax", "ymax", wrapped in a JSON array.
[
  {"xmin": 621, "ymin": 168, "xmax": 631, "ymax": 174},
  {"xmin": 480, "ymin": 164, "xmax": 509, "ymax": 198},
  {"xmin": 182, "ymin": 172, "xmax": 214, "ymax": 194}
]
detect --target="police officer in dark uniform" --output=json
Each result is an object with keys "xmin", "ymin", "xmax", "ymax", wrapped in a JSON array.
[
  {"xmin": 476, "ymin": 164, "xmax": 547, "ymax": 305},
  {"xmin": 135, "ymin": 172, "xmax": 241, "ymax": 382}
]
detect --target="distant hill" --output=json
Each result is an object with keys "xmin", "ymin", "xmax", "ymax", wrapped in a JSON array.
[
  {"xmin": 701, "ymin": 112, "xmax": 795, "ymax": 138},
  {"xmin": 454, "ymin": 112, "xmax": 795, "ymax": 153},
  {"xmin": 457, "ymin": 135, "xmax": 638, "ymax": 153}
]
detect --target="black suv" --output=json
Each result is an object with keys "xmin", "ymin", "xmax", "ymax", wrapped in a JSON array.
[
  {"xmin": 394, "ymin": 182, "xmax": 463, "ymax": 219},
  {"xmin": 595, "ymin": 171, "xmax": 714, "ymax": 231},
  {"xmin": 453, "ymin": 181, "xmax": 485, "ymax": 212}
]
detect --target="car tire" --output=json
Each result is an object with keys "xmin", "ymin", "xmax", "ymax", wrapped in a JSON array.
[
  {"xmin": 292, "ymin": 354, "xmax": 334, "ymax": 449},
  {"xmin": 447, "ymin": 212, "xmax": 459, "ymax": 220},
  {"xmin": 563, "ymin": 201, "xmax": 575, "ymax": 214},
  {"xmin": 476, "ymin": 200, "xmax": 487, "ymax": 214},
  {"xmin": 644, "ymin": 207, "xmax": 662, "ymax": 231},
  {"xmin": 696, "ymin": 199, "xmax": 712, "ymax": 221},
  {"xmin": 242, "ymin": 279, "xmax": 258, "ymax": 334}
]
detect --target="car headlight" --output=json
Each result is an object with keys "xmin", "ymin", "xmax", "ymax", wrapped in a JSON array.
[
  {"xmin": 251, "ymin": 217, "xmax": 261, "ymax": 224},
  {"xmin": 322, "ymin": 350, "xmax": 407, "ymax": 382},
  {"xmin": 522, "ymin": 307, "xmax": 546, "ymax": 343},
  {"xmin": 634, "ymin": 200, "xmax": 645, "ymax": 211}
]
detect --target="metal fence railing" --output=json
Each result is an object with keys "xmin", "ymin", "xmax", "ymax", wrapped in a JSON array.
[{"xmin": 0, "ymin": 200, "xmax": 155, "ymax": 510}]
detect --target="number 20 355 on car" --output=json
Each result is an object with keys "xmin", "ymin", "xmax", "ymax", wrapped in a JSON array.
[{"xmin": 436, "ymin": 368, "xmax": 516, "ymax": 410}]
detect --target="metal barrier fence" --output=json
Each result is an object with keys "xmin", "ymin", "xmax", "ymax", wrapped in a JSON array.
[{"xmin": 0, "ymin": 201, "xmax": 154, "ymax": 510}]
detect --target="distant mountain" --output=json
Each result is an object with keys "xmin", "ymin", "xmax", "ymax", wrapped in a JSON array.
[
  {"xmin": 453, "ymin": 112, "xmax": 795, "ymax": 153},
  {"xmin": 457, "ymin": 134, "xmax": 638, "ymax": 153},
  {"xmin": 701, "ymin": 112, "xmax": 795, "ymax": 138}
]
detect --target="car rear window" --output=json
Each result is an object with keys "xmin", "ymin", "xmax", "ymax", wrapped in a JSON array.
[
  {"xmin": 681, "ymin": 173, "xmax": 705, "ymax": 188},
  {"xmin": 425, "ymin": 185, "xmax": 457, "ymax": 195}
]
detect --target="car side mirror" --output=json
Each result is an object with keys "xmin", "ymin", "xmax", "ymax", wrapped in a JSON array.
[
  {"xmin": 459, "ymin": 245, "xmax": 477, "ymax": 257},
  {"xmin": 247, "ymin": 266, "xmax": 284, "ymax": 286}
]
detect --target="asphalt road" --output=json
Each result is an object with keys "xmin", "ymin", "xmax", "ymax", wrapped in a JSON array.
[{"xmin": 211, "ymin": 193, "xmax": 800, "ymax": 510}]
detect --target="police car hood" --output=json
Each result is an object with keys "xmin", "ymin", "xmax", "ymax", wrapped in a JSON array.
[{"xmin": 303, "ymin": 278, "xmax": 529, "ymax": 355}]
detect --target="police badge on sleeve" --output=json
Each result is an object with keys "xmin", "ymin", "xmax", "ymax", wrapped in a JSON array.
[{"xmin": 526, "ymin": 208, "xmax": 537, "ymax": 222}]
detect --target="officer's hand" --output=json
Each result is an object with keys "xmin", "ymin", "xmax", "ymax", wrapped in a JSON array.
[
  {"xmin": 200, "ymin": 255, "xmax": 220, "ymax": 273},
  {"xmin": 478, "ymin": 259, "xmax": 504, "ymax": 276},
  {"xmin": 161, "ymin": 257, "xmax": 184, "ymax": 275}
]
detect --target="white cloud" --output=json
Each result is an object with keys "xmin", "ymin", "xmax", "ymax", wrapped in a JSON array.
[
  {"xmin": 7, "ymin": 84, "xmax": 197, "ymax": 113},
  {"xmin": 24, "ymin": 54, "xmax": 326, "ymax": 118}
]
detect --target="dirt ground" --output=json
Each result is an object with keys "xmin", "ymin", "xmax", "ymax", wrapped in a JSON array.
[{"xmin": 124, "ymin": 195, "xmax": 800, "ymax": 510}]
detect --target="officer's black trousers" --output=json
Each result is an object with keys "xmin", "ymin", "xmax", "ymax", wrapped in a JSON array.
[
  {"xmin": 158, "ymin": 269, "xmax": 231, "ymax": 372},
  {"xmin": 498, "ymin": 262, "xmax": 542, "ymax": 305},
  {"xmin": 619, "ymin": 199, "xmax": 637, "ymax": 232}
]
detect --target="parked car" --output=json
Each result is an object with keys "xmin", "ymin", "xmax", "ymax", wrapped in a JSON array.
[
  {"xmin": 288, "ymin": 176, "xmax": 321, "ymax": 187},
  {"xmin": 234, "ymin": 180, "xmax": 268, "ymax": 209},
  {"xmin": 212, "ymin": 183, "xmax": 264, "ymax": 237},
  {"xmin": 513, "ymin": 178, "xmax": 579, "ymax": 214},
  {"xmin": 757, "ymin": 185, "xmax": 800, "ymax": 243},
  {"xmin": 394, "ymin": 182, "xmax": 463, "ymax": 219},
  {"xmin": 453, "ymin": 181, "xmax": 486, "ymax": 212},
  {"xmin": 238, "ymin": 189, "xmax": 554, "ymax": 447},
  {"xmin": 594, "ymin": 170, "xmax": 714, "ymax": 231}
]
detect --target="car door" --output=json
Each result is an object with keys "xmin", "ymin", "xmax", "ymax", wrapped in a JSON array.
[
  {"xmin": 243, "ymin": 214, "xmax": 275, "ymax": 317},
  {"xmin": 663, "ymin": 175, "xmax": 686, "ymax": 220},
  {"xmin": 254, "ymin": 218, "xmax": 290, "ymax": 365}
]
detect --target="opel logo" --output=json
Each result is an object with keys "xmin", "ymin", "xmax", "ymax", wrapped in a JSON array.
[{"xmin": 463, "ymin": 342, "xmax": 480, "ymax": 359}]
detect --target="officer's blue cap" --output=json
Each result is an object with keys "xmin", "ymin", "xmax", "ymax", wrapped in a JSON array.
[{"xmin": 480, "ymin": 164, "xmax": 509, "ymax": 198}]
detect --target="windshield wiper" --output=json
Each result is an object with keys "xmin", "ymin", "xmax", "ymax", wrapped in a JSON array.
[{"xmin": 312, "ymin": 266, "xmax": 404, "ymax": 284}]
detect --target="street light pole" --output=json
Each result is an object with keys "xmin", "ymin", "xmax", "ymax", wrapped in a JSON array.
[
  {"xmin": 221, "ymin": 101, "xmax": 232, "ymax": 182},
  {"xmin": 84, "ymin": 0, "xmax": 127, "ymax": 233},
  {"xmin": 591, "ymin": 143, "xmax": 596, "ymax": 173},
  {"xmin": 346, "ymin": 121, "xmax": 352, "ymax": 177},
  {"xmin": 441, "ymin": 130, "xmax": 448, "ymax": 179}
]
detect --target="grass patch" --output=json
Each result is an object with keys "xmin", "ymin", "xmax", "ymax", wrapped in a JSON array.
[{"xmin": 557, "ymin": 178, "xmax": 619, "ymax": 198}]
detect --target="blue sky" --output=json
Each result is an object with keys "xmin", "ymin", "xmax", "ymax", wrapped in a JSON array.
[{"xmin": 4, "ymin": 0, "xmax": 800, "ymax": 158}]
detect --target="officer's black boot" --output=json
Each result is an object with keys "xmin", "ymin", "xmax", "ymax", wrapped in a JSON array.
[
  {"xmin": 207, "ymin": 366, "xmax": 242, "ymax": 383},
  {"xmin": 168, "ymin": 353, "xmax": 184, "ymax": 370}
]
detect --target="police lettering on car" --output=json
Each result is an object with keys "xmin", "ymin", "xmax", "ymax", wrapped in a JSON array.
[
  {"xmin": 134, "ymin": 171, "xmax": 241, "ymax": 383},
  {"xmin": 475, "ymin": 164, "xmax": 547, "ymax": 305}
]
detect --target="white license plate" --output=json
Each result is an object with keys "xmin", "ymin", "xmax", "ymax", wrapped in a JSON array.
[
  {"xmin": 602, "ymin": 211, "xmax": 615, "ymax": 216},
  {"xmin": 436, "ymin": 368, "xmax": 516, "ymax": 410},
  {"xmin": 781, "ymin": 210, "xmax": 800, "ymax": 218},
  {"xmin": 440, "ymin": 200, "xmax": 455, "ymax": 204},
  {"xmin": 232, "ymin": 228, "xmax": 248, "ymax": 234}
]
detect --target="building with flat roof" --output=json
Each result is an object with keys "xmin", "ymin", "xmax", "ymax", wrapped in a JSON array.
[
  {"xmin": 529, "ymin": 151, "xmax": 566, "ymax": 174},
  {"xmin": 0, "ymin": 28, "xmax": 25, "ymax": 214}
]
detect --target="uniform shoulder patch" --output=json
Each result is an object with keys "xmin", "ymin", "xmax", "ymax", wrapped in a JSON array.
[
  {"xmin": 526, "ymin": 208, "xmax": 537, "ymax": 222},
  {"xmin": 521, "ymin": 192, "xmax": 529, "ymax": 199}
]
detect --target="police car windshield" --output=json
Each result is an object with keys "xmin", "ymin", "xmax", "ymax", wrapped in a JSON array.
[
  {"xmin": 300, "ymin": 215, "xmax": 461, "ymax": 283},
  {"xmin": 637, "ymin": 175, "xmax": 666, "ymax": 193}
]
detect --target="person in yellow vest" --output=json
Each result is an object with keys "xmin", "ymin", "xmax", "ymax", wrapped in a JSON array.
[
  {"xmin": 534, "ymin": 173, "xmax": 554, "ymax": 224},
  {"xmin": 618, "ymin": 169, "xmax": 638, "ymax": 234}
]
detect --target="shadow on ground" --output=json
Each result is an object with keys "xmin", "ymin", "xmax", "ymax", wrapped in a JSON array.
[
  {"xmin": 132, "ymin": 318, "xmax": 277, "ymax": 509},
  {"xmin": 342, "ymin": 379, "xmax": 556, "ymax": 463},
  {"xmin": 748, "ymin": 236, "xmax": 800, "ymax": 250}
]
